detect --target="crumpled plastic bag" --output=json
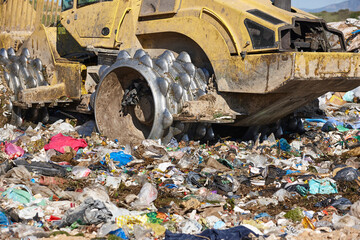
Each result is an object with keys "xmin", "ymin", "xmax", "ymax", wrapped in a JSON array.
[
  {"xmin": 59, "ymin": 197, "xmax": 112, "ymax": 227},
  {"xmin": 107, "ymin": 151, "xmax": 133, "ymax": 167},
  {"xmin": 19, "ymin": 206, "xmax": 44, "ymax": 220},
  {"xmin": 5, "ymin": 142, "xmax": 24, "ymax": 159},
  {"xmin": 77, "ymin": 186, "xmax": 110, "ymax": 203},
  {"xmin": 274, "ymin": 189, "xmax": 291, "ymax": 202},
  {"xmin": 131, "ymin": 182, "xmax": 158, "ymax": 209},
  {"xmin": 75, "ymin": 120, "xmax": 96, "ymax": 137},
  {"xmin": 44, "ymin": 133, "xmax": 87, "ymax": 153},
  {"xmin": 0, "ymin": 211, "xmax": 10, "ymax": 227},
  {"xmin": 48, "ymin": 119, "xmax": 75, "ymax": 134},
  {"xmin": 333, "ymin": 166, "xmax": 360, "ymax": 181},
  {"xmin": 309, "ymin": 178, "xmax": 338, "ymax": 195},
  {"xmin": 1, "ymin": 184, "xmax": 34, "ymax": 205},
  {"xmin": 179, "ymin": 219, "xmax": 203, "ymax": 235},
  {"xmin": 116, "ymin": 215, "xmax": 148, "ymax": 229}
]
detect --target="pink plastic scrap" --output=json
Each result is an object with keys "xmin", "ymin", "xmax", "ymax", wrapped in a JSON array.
[
  {"xmin": 44, "ymin": 133, "xmax": 87, "ymax": 153},
  {"xmin": 5, "ymin": 142, "xmax": 25, "ymax": 159}
]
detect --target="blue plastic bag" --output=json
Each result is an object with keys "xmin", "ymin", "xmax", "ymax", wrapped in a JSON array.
[
  {"xmin": 105, "ymin": 151, "xmax": 133, "ymax": 167},
  {"xmin": 0, "ymin": 212, "xmax": 10, "ymax": 228},
  {"xmin": 109, "ymin": 228, "xmax": 128, "ymax": 239},
  {"xmin": 278, "ymin": 138, "xmax": 291, "ymax": 152}
]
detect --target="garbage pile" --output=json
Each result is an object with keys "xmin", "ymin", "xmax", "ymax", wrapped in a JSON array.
[
  {"xmin": 0, "ymin": 106, "xmax": 360, "ymax": 240},
  {"xmin": 328, "ymin": 18, "xmax": 360, "ymax": 52}
]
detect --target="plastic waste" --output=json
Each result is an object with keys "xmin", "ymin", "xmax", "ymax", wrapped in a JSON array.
[
  {"xmin": 147, "ymin": 223, "xmax": 166, "ymax": 236},
  {"xmin": 107, "ymin": 151, "xmax": 133, "ymax": 167},
  {"xmin": 9, "ymin": 224, "xmax": 45, "ymax": 238},
  {"xmin": 186, "ymin": 172, "xmax": 206, "ymax": 188},
  {"xmin": 315, "ymin": 197, "xmax": 352, "ymax": 210},
  {"xmin": 257, "ymin": 198, "xmax": 278, "ymax": 206},
  {"xmin": 48, "ymin": 119, "xmax": 76, "ymax": 133},
  {"xmin": 308, "ymin": 178, "xmax": 338, "ymax": 195},
  {"xmin": 0, "ymin": 211, "xmax": 10, "ymax": 227},
  {"xmin": 254, "ymin": 213, "xmax": 271, "ymax": 220},
  {"xmin": 75, "ymin": 120, "xmax": 96, "ymax": 137},
  {"xmin": 262, "ymin": 165, "xmax": 286, "ymax": 185},
  {"xmin": 39, "ymin": 176, "xmax": 68, "ymax": 186},
  {"xmin": 133, "ymin": 225, "xmax": 152, "ymax": 240},
  {"xmin": 245, "ymin": 154, "xmax": 267, "ymax": 167},
  {"xmin": 273, "ymin": 189, "xmax": 291, "ymax": 202},
  {"xmin": 59, "ymin": 197, "xmax": 112, "ymax": 227},
  {"xmin": 343, "ymin": 91, "xmax": 355, "ymax": 102},
  {"xmin": 333, "ymin": 166, "xmax": 360, "ymax": 181},
  {"xmin": 278, "ymin": 138, "xmax": 292, "ymax": 151},
  {"xmin": 0, "ymin": 160, "xmax": 13, "ymax": 175},
  {"xmin": 71, "ymin": 166, "xmax": 91, "ymax": 179},
  {"xmin": 19, "ymin": 206, "xmax": 44, "ymax": 220},
  {"xmin": 116, "ymin": 215, "xmax": 148, "ymax": 229},
  {"xmin": 109, "ymin": 228, "xmax": 129, "ymax": 239},
  {"xmin": 179, "ymin": 219, "xmax": 202, "ymax": 234},
  {"xmin": 321, "ymin": 119, "xmax": 353, "ymax": 132},
  {"xmin": 4, "ymin": 142, "xmax": 24, "ymax": 159},
  {"xmin": 44, "ymin": 133, "xmax": 87, "ymax": 153},
  {"xmin": 14, "ymin": 159, "xmax": 67, "ymax": 177},
  {"xmin": 106, "ymin": 176, "xmax": 122, "ymax": 189},
  {"xmin": 1, "ymin": 184, "xmax": 34, "ymax": 205},
  {"xmin": 213, "ymin": 175, "xmax": 239, "ymax": 193},
  {"xmin": 157, "ymin": 162, "xmax": 174, "ymax": 172},
  {"xmin": 131, "ymin": 182, "xmax": 158, "ymax": 208}
]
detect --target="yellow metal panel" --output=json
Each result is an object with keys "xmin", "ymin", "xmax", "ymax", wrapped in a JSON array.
[
  {"xmin": 293, "ymin": 52, "xmax": 360, "ymax": 81},
  {"xmin": 115, "ymin": 8, "xmax": 132, "ymax": 43},
  {"xmin": 200, "ymin": 7, "xmax": 239, "ymax": 55}
]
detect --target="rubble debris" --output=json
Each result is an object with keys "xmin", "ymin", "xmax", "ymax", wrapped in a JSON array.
[{"xmin": 1, "ymin": 79, "xmax": 360, "ymax": 240}]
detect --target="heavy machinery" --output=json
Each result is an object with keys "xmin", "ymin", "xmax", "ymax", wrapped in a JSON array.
[{"xmin": 1, "ymin": 0, "xmax": 360, "ymax": 143}]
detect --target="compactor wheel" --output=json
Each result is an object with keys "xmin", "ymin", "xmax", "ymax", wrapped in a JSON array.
[
  {"xmin": 0, "ymin": 47, "xmax": 48, "ymax": 126},
  {"xmin": 94, "ymin": 49, "xmax": 214, "ymax": 144}
]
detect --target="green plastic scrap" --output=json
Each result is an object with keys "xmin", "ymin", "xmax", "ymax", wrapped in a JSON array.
[
  {"xmin": 296, "ymin": 185, "xmax": 309, "ymax": 197},
  {"xmin": 337, "ymin": 125, "xmax": 350, "ymax": 132},
  {"xmin": 216, "ymin": 159, "xmax": 234, "ymax": 170},
  {"xmin": 1, "ymin": 185, "xmax": 34, "ymax": 205},
  {"xmin": 284, "ymin": 208, "xmax": 304, "ymax": 222},
  {"xmin": 147, "ymin": 212, "xmax": 163, "ymax": 224}
]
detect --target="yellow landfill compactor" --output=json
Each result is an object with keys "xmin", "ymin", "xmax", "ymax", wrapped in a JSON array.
[{"xmin": 1, "ymin": 0, "xmax": 360, "ymax": 143}]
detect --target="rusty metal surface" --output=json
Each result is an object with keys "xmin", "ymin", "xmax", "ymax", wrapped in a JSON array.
[{"xmin": 215, "ymin": 52, "xmax": 360, "ymax": 94}]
